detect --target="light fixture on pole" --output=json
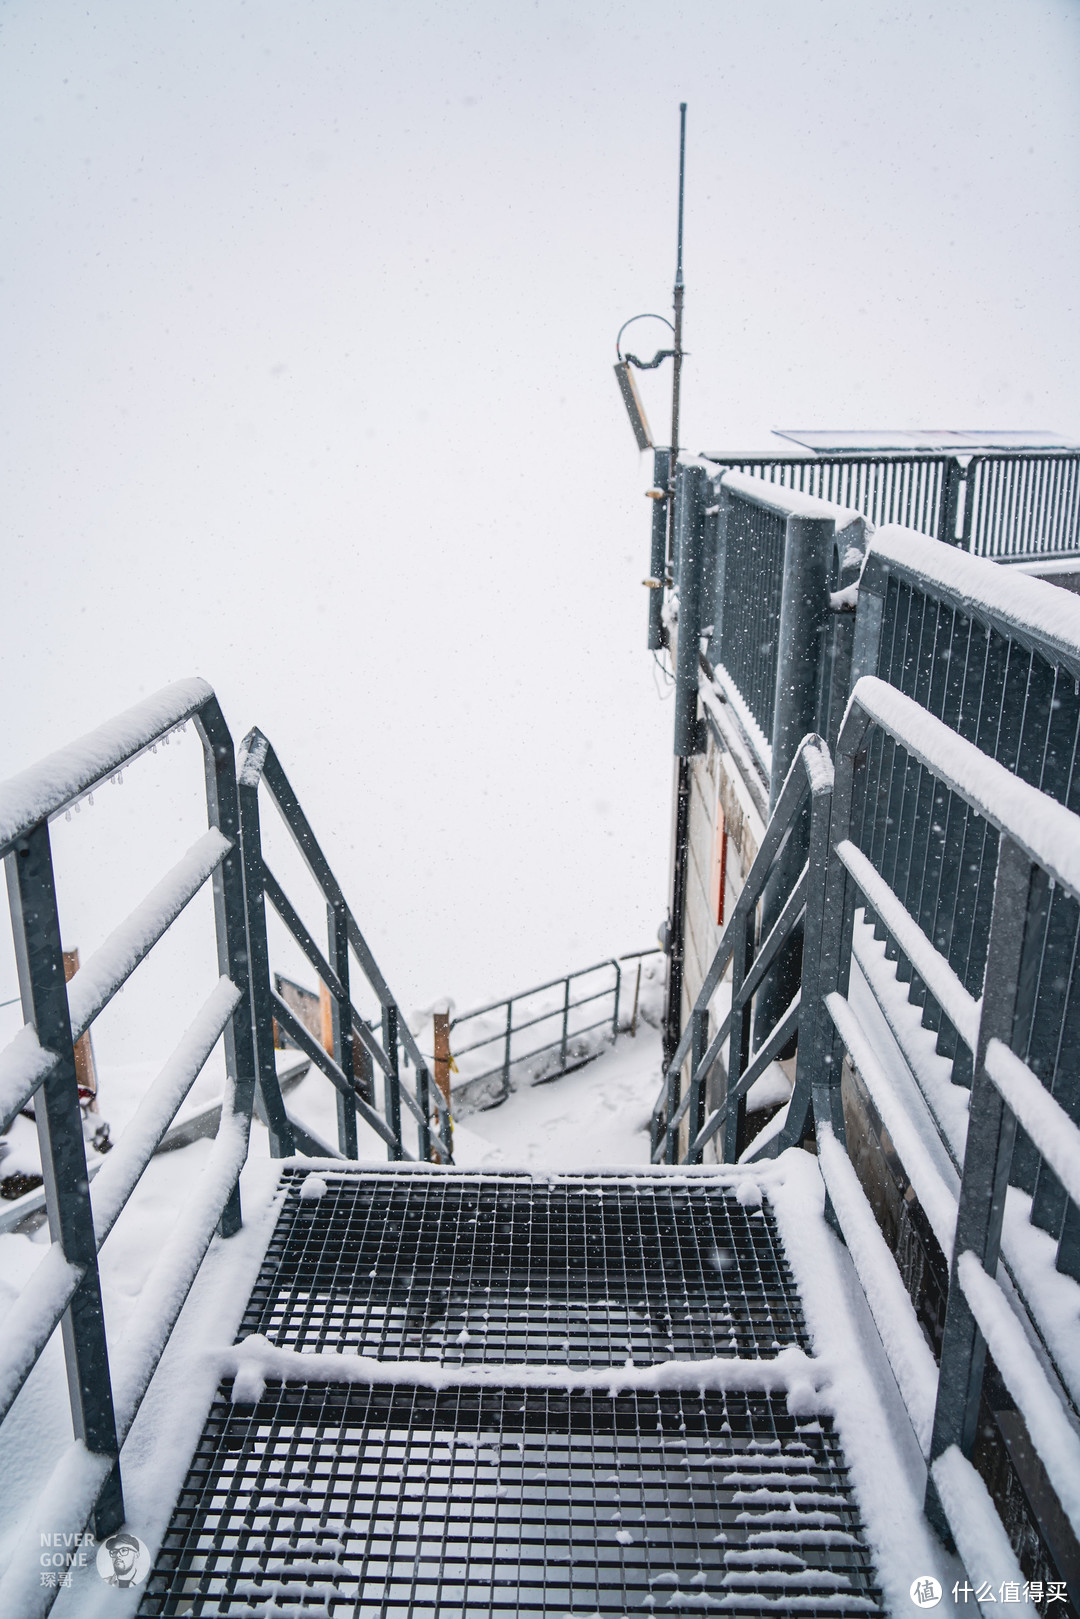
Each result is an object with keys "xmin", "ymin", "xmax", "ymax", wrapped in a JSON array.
[{"xmin": 613, "ymin": 314, "xmax": 676, "ymax": 452}]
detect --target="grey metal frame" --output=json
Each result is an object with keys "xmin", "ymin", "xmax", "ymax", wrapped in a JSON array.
[
  {"xmin": 447, "ymin": 953, "xmax": 659, "ymax": 1105},
  {"xmin": 699, "ymin": 472, "xmax": 867, "ymax": 801},
  {"xmin": 650, "ymin": 734, "xmax": 834, "ymax": 1165},
  {"xmin": 237, "ymin": 728, "xmax": 451, "ymax": 1165},
  {"xmin": 815, "ymin": 675, "xmax": 1080, "ymax": 1556},
  {"xmin": 0, "ymin": 680, "xmax": 257, "ymax": 1547},
  {"xmin": 701, "ymin": 448, "xmax": 1080, "ymax": 561}
]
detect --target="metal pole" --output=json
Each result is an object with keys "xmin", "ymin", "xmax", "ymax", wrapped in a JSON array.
[
  {"xmin": 383, "ymin": 1003, "xmax": 402, "ymax": 1159},
  {"xmin": 503, "ymin": 1000, "xmax": 513, "ymax": 1101},
  {"xmin": 666, "ymin": 103, "xmax": 687, "ymax": 574},
  {"xmin": 648, "ymin": 447, "xmax": 671, "ymax": 650},
  {"xmin": 663, "ymin": 755, "xmax": 692, "ymax": 1068}
]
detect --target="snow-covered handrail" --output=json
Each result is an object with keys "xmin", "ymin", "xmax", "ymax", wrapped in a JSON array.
[
  {"xmin": 846, "ymin": 676, "xmax": 1080, "ymax": 898},
  {"xmin": 0, "ymin": 676, "xmax": 213, "ymax": 853},
  {"xmin": 821, "ymin": 670, "xmax": 1080, "ymax": 1561},
  {"xmin": 0, "ymin": 677, "xmax": 264, "ymax": 1568},
  {"xmin": 720, "ymin": 468, "xmax": 865, "ymax": 531},
  {"xmin": 862, "ymin": 525, "xmax": 1080, "ymax": 677}
]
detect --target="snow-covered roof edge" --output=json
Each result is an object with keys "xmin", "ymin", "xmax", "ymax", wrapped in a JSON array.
[
  {"xmin": 0, "ymin": 677, "xmax": 215, "ymax": 851},
  {"xmin": 867, "ymin": 525, "xmax": 1080, "ymax": 673}
]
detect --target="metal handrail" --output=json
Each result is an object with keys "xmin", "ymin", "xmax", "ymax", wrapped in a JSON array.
[
  {"xmin": 237, "ymin": 728, "xmax": 451, "ymax": 1165},
  {"xmin": 650, "ymin": 734, "xmax": 834, "ymax": 1165},
  {"xmin": 0, "ymin": 679, "xmax": 260, "ymax": 1575},
  {"xmin": 700, "ymin": 448, "xmax": 1080, "ymax": 560},
  {"xmin": 816, "ymin": 675, "xmax": 1080, "ymax": 1556},
  {"xmin": 448, "ymin": 951, "xmax": 662, "ymax": 1103}
]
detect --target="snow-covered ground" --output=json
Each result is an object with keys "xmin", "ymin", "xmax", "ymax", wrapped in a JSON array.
[{"xmin": 450, "ymin": 1020, "xmax": 663, "ymax": 1170}]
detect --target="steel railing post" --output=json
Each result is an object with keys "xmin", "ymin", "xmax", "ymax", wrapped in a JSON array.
[
  {"xmin": 236, "ymin": 741, "xmax": 296, "ymax": 1159},
  {"xmin": 937, "ymin": 457, "xmax": 965, "ymax": 546},
  {"xmin": 328, "ymin": 901, "xmax": 359, "ymax": 1159},
  {"xmin": 197, "ymin": 699, "xmax": 259, "ymax": 1238},
  {"xmin": 925, "ymin": 835, "xmax": 1032, "ymax": 1542},
  {"xmin": 648, "ymin": 447, "xmax": 671, "ymax": 651},
  {"xmin": 503, "ymin": 999, "xmax": 513, "ymax": 1100},
  {"xmin": 723, "ymin": 911, "xmax": 752, "ymax": 1164},
  {"xmin": 673, "ymin": 464, "xmax": 709, "ymax": 758},
  {"xmin": 4, "ymin": 823, "xmax": 125, "ymax": 1536},
  {"xmin": 611, "ymin": 960, "xmax": 621, "ymax": 1041},
  {"xmin": 560, "ymin": 978, "xmax": 571, "ymax": 1069},
  {"xmin": 383, "ymin": 1002, "xmax": 403, "ymax": 1159},
  {"xmin": 687, "ymin": 1008, "xmax": 707, "ymax": 1164},
  {"xmin": 755, "ymin": 513, "xmax": 834, "ymax": 1053}
]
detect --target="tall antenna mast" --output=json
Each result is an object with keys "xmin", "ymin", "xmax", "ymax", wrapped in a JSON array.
[{"xmin": 667, "ymin": 102, "xmax": 687, "ymax": 570}]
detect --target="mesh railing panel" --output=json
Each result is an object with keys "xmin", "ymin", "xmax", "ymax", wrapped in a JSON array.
[{"xmin": 715, "ymin": 496, "xmax": 786, "ymax": 747}]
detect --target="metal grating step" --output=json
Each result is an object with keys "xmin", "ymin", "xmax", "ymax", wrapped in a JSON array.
[
  {"xmin": 139, "ymin": 1385, "xmax": 882, "ymax": 1617},
  {"xmin": 240, "ymin": 1171, "xmax": 808, "ymax": 1364}
]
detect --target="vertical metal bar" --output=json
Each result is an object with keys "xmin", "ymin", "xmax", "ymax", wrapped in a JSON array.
[
  {"xmin": 723, "ymin": 911, "xmax": 752, "ymax": 1163},
  {"xmin": 415, "ymin": 1057, "xmax": 433, "ymax": 1164},
  {"xmin": 236, "ymin": 739, "xmax": 295, "ymax": 1158},
  {"xmin": 778, "ymin": 767, "xmax": 834, "ymax": 1152},
  {"xmin": 673, "ymin": 464, "xmax": 708, "ymax": 757},
  {"xmin": 197, "ymin": 698, "xmax": 258, "ymax": 1239},
  {"xmin": 962, "ymin": 457, "xmax": 979, "ymax": 551},
  {"xmin": 503, "ymin": 999, "xmax": 513, "ymax": 1099},
  {"xmin": 611, "ymin": 961, "xmax": 621, "ymax": 1042},
  {"xmin": 383, "ymin": 1003, "xmax": 403, "ymax": 1159},
  {"xmin": 937, "ymin": 458, "xmax": 963, "ymax": 545},
  {"xmin": 328, "ymin": 902, "xmax": 358, "ymax": 1159},
  {"xmin": 926, "ymin": 836, "xmax": 1032, "ymax": 1538},
  {"xmin": 560, "ymin": 976, "xmax": 571, "ymax": 1069},
  {"xmin": 687, "ymin": 1007, "xmax": 707, "ymax": 1164},
  {"xmin": 5, "ymin": 826, "xmax": 124, "ymax": 1536},
  {"xmin": 814, "ymin": 705, "xmax": 874, "ymax": 1142},
  {"xmin": 663, "ymin": 754, "xmax": 692, "ymax": 1067},
  {"xmin": 755, "ymin": 511, "xmax": 833, "ymax": 1048},
  {"xmin": 666, "ymin": 102, "xmax": 687, "ymax": 574},
  {"xmin": 648, "ymin": 447, "xmax": 671, "ymax": 651},
  {"xmin": 769, "ymin": 514, "xmax": 834, "ymax": 808}
]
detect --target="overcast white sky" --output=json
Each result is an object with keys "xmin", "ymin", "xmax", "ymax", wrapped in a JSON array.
[{"xmin": 2, "ymin": 0, "xmax": 1078, "ymax": 1055}]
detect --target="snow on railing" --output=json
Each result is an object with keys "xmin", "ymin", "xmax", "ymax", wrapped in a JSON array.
[
  {"xmin": 817, "ymin": 673, "xmax": 1080, "ymax": 1567},
  {"xmin": 0, "ymin": 679, "xmax": 268, "ymax": 1606},
  {"xmin": 0, "ymin": 677, "xmax": 212, "ymax": 854},
  {"xmin": 693, "ymin": 472, "xmax": 867, "ymax": 797},
  {"xmin": 862, "ymin": 523, "xmax": 1080, "ymax": 678}
]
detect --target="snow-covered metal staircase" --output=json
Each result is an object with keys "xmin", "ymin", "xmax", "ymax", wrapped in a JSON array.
[{"xmin": 137, "ymin": 1165, "xmax": 884, "ymax": 1616}]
